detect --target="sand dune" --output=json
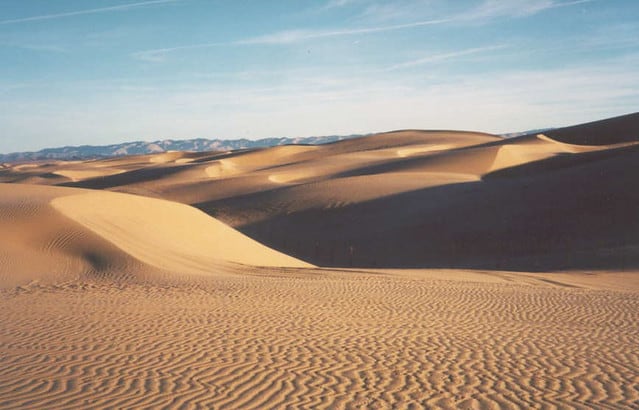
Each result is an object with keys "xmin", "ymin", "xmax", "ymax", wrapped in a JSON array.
[
  {"xmin": 396, "ymin": 143, "xmax": 457, "ymax": 157},
  {"xmin": 0, "ymin": 184, "xmax": 144, "ymax": 287},
  {"xmin": 545, "ymin": 111, "xmax": 639, "ymax": 145},
  {"xmin": 148, "ymin": 150, "xmax": 189, "ymax": 163},
  {"xmin": 52, "ymin": 190, "xmax": 311, "ymax": 271},
  {"xmin": 0, "ymin": 183, "xmax": 309, "ymax": 287},
  {"xmin": 3, "ymin": 119, "xmax": 639, "ymax": 270},
  {"xmin": 53, "ymin": 168, "xmax": 125, "ymax": 182},
  {"xmin": 486, "ymin": 131, "xmax": 636, "ymax": 173},
  {"xmin": 1, "ymin": 114, "xmax": 638, "ymax": 408}
]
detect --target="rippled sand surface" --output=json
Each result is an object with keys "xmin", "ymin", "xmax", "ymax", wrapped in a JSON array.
[{"xmin": 2, "ymin": 269, "xmax": 637, "ymax": 409}]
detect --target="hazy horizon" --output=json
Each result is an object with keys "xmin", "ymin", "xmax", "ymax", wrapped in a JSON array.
[
  {"xmin": 2, "ymin": 0, "xmax": 638, "ymax": 153},
  {"xmin": 0, "ymin": 123, "xmax": 562, "ymax": 155}
]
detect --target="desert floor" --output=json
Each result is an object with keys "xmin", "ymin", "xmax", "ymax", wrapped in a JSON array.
[{"xmin": 1, "ymin": 268, "xmax": 638, "ymax": 409}]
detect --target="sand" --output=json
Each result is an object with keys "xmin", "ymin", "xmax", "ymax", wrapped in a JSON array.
[
  {"xmin": 1, "ymin": 269, "xmax": 637, "ymax": 409},
  {"xmin": 6, "ymin": 123, "xmax": 635, "ymax": 271},
  {"xmin": 1, "ymin": 113, "xmax": 638, "ymax": 408},
  {"xmin": 0, "ymin": 183, "xmax": 308, "ymax": 287}
]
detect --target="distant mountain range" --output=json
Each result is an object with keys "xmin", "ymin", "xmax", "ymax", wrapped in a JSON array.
[
  {"xmin": 0, "ymin": 128, "xmax": 554, "ymax": 162},
  {"xmin": 0, "ymin": 135, "xmax": 363, "ymax": 162}
]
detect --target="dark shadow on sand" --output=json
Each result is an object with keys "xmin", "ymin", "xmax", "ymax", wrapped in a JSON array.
[{"xmin": 202, "ymin": 143, "xmax": 639, "ymax": 272}]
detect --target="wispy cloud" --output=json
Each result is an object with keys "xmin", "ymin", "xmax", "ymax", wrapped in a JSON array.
[
  {"xmin": 356, "ymin": 0, "xmax": 439, "ymax": 23},
  {"xmin": 384, "ymin": 45, "xmax": 508, "ymax": 71},
  {"xmin": 0, "ymin": 0, "xmax": 181, "ymax": 25},
  {"xmin": 5, "ymin": 55, "xmax": 636, "ymax": 152},
  {"xmin": 131, "ymin": 17, "xmax": 450, "ymax": 61},
  {"xmin": 0, "ymin": 42, "xmax": 67, "ymax": 53},
  {"xmin": 352, "ymin": 0, "xmax": 595, "ymax": 25},
  {"xmin": 132, "ymin": 41, "xmax": 227, "ymax": 62},
  {"xmin": 237, "ymin": 18, "xmax": 452, "ymax": 45},
  {"xmin": 132, "ymin": 17, "xmax": 451, "ymax": 60},
  {"xmin": 132, "ymin": 0, "xmax": 594, "ymax": 62},
  {"xmin": 580, "ymin": 22, "xmax": 639, "ymax": 51},
  {"xmin": 460, "ymin": 0, "xmax": 595, "ymax": 21},
  {"xmin": 323, "ymin": 0, "xmax": 363, "ymax": 9}
]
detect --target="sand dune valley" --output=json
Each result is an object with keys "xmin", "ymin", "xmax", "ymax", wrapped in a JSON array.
[{"xmin": 1, "ymin": 112, "xmax": 639, "ymax": 409}]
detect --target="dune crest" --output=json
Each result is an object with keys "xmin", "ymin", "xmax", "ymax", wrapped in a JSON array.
[
  {"xmin": 51, "ymin": 191, "xmax": 312, "ymax": 274},
  {"xmin": 0, "ymin": 184, "xmax": 146, "ymax": 287},
  {"xmin": 0, "ymin": 183, "xmax": 310, "ymax": 288},
  {"xmin": 536, "ymin": 132, "xmax": 639, "ymax": 151},
  {"xmin": 3, "ymin": 118, "xmax": 639, "ymax": 271},
  {"xmin": 396, "ymin": 144, "xmax": 456, "ymax": 157},
  {"xmin": 54, "ymin": 168, "xmax": 125, "ymax": 181}
]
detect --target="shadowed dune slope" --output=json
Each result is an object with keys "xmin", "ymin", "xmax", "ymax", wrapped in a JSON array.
[
  {"xmin": 234, "ymin": 144, "xmax": 639, "ymax": 270},
  {"xmin": 3, "ymin": 117, "xmax": 638, "ymax": 271},
  {"xmin": 0, "ymin": 184, "xmax": 309, "ymax": 287},
  {"xmin": 545, "ymin": 111, "xmax": 639, "ymax": 145},
  {"xmin": 197, "ymin": 122, "xmax": 638, "ymax": 270}
]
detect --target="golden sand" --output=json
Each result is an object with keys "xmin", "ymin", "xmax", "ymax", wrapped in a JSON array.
[{"xmin": 1, "ymin": 116, "xmax": 638, "ymax": 408}]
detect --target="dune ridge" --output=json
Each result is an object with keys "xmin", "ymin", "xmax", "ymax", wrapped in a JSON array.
[
  {"xmin": 0, "ymin": 183, "xmax": 309, "ymax": 287},
  {"xmin": 3, "ymin": 119, "xmax": 639, "ymax": 270},
  {"xmin": 51, "ymin": 190, "xmax": 311, "ymax": 272}
]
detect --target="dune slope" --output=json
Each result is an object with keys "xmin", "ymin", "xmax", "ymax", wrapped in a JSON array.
[
  {"xmin": 51, "ymin": 190, "xmax": 311, "ymax": 272},
  {"xmin": 2, "ymin": 117, "xmax": 638, "ymax": 272},
  {"xmin": 545, "ymin": 111, "xmax": 639, "ymax": 145},
  {"xmin": 0, "ymin": 183, "xmax": 309, "ymax": 288}
]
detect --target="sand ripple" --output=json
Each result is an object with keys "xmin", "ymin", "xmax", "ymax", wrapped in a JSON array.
[{"xmin": 1, "ymin": 270, "xmax": 637, "ymax": 409}]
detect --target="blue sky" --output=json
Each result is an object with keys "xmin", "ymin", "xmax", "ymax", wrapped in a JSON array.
[{"xmin": 1, "ymin": 0, "xmax": 638, "ymax": 153}]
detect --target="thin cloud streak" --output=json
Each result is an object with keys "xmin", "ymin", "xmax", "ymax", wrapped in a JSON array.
[
  {"xmin": 132, "ymin": 0, "xmax": 594, "ymax": 61},
  {"xmin": 0, "ymin": 0, "xmax": 181, "ymax": 25},
  {"xmin": 323, "ymin": 0, "xmax": 362, "ymax": 9},
  {"xmin": 237, "ymin": 19, "xmax": 452, "ymax": 45},
  {"xmin": 132, "ymin": 42, "xmax": 227, "ymax": 62},
  {"xmin": 546, "ymin": 0, "xmax": 596, "ymax": 10},
  {"xmin": 0, "ymin": 42, "xmax": 67, "ymax": 53},
  {"xmin": 132, "ymin": 18, "xmax": 451, "ymax": 61},
  {"xmin": 461, "ymin": 0, "xmax": 595, "ymax": 21},
  {"xmin": 384, "ymin": 45, "xmax": 508, "ymax": 71}
]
